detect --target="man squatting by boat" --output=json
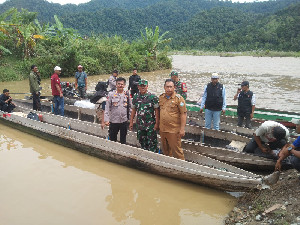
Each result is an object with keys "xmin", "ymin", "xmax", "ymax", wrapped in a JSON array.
[
  {"xmin": 199, "ymin": 73, "xmax": 226, "ymax": 130},
  {"xmin": 275, "ymin": 119, "xmax": 300, "ymax": 174},
  {"xmin": 0, "ymin": 89, "xmax": 16, "ymax": 113},
  {"xmin": 243, "ymin": 121, "xmax": 289, "ymax": 159}
]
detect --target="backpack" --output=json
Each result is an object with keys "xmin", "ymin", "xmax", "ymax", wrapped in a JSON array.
[{"xmin": 27, "ymin": 112, "xmax": 40, "ymax": 121}]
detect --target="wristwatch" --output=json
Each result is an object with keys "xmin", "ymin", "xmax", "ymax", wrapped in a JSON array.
[{"xmin": 287, "ymin": 146, "xmax": 293, "ymax": 152}]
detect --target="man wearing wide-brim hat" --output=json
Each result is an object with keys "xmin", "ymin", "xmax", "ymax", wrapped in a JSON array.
[{"xmin": 199, "ymin": 73, "xmax": 226, "ymax": 130}]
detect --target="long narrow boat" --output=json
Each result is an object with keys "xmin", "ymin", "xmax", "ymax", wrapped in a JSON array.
[
  {"xmin": 15, "ymin": 99, "xmax": 256, "ymax": 137},
  {"xmin": 0, "ymin": 108, "xmax": 279, "ymax": 192},
  {"xmin": 186, "ymin": 100, "xmax": 300, "ymax": 128},
  {"xmin": 13, "ymin": 99, "xmax": 279, "ymax": 171}
]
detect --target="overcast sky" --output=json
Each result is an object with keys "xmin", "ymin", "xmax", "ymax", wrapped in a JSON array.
[{"xmin": 0, "ymin": 0, "xmax": 269, "ymax": 5}]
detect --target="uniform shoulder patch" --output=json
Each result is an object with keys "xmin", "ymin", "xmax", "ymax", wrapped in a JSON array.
[
  {"xmin": 180, "ymin": 102, "xmax": 184, "ymax": 107},
  {"xmin": 175, "ymin": 94, "xmax": 181, "ymax": 99},
  {"xmin": 159, "ymin": 93, "xmax": 165, "ymax": 97}
]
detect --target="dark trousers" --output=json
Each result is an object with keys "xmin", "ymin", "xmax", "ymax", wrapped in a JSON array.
[
  {"xmin": 290, "ymin": 152, "xmax": 300, "ymax": 172},
  {"xmin": 32, "ymin": 92, "xmax": 41, "ymax": 111},
  {"xmin": 109, "ymin": 122, "xmax": 128, "ymax": 144},
  {"xmin": 243, "ymin": 137, "xmax": 287, "ymax": 158},
  {"xmin": 130, "ymin": 89, "xmax": 139, "ymax": 98},
  {"xmin": 0, "ymin": 104, "xmax": 15, "ymax": 113},
  {"xmin": 237, "ymin": 114, "xmax": 251, "ymax": 128}
]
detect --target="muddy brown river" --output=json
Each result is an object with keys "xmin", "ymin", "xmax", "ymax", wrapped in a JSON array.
[{"xmin": 1, "ymin": 55, "xmax": 299, "ymax": 224}]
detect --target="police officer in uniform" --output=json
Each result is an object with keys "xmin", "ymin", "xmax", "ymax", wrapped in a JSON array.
[
  {"xmin": 199, "ymin": 73, "xmax": 226, "ymax": 130},
  {"xmin": 104, "ymin": 77, "xmax": 131, "ymax": 144},
  {"xmin": 233, "ymin": 81, "xmax": 255, "ymax": 128},
  {"xmin": 129, "ymin": 79, "xmax": 159, "ymax": 152},
  {"xmin": 108, "ymin": 70, "xmax": 118, "ymax": 91},
  {"xmin": 159, "ymin": 79, "xmax": 187, "ymax": 160},
  {"xmin": 170, "ymin": 71, "xmax": 187, "ymax": 100}
]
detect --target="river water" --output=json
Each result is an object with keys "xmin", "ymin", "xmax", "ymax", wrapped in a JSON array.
[{"xmin": 1, "ymin": 55, "xmax": 299, "ymax": 224}]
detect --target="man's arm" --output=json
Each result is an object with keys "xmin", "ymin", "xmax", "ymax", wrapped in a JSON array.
[
  {"xmin": 222, "ymin": 85, "xmax": 226, "ymax": 113},
  {"xmin": 199, "ymin": 86, "xmax": 207, "ymax": 112},
  {"xmin": 55, "ymin": 84, "xmax": 63, "ymax": 97},
  {"xmin": 104, "ymin": 95, "xmax": 111, "ymax": 126},
  {"xmin": 29, "ymin": 73, "xmax": 39, "ymax": 94},
  {"xmin": 154, "ymin": 107, "xmax": 159, "ymax": 130},
  {"xmin": 179, "ymin": 112, "xmax": 187, "ymax": 137},
  {"xmin": 74, "ymin": 73, "xmax": 78, "ymax": 89},
  {"xmin": 233, "ymin": 89, "xmax": 240, "ymax": 101},
  {"xmin": 254, "ymin": 133, "xmax": 270, "ymax": 153},
  {"xmin": 129, "ymin": 108, "xmax": 136, "ymax": 130},
  {"xmin": 85, "ymin": 77, "xmax": 88, "ymax": 90},
  {"xmin": 251, "ymin": 93, "xmax": 256, "ymax": 119}
]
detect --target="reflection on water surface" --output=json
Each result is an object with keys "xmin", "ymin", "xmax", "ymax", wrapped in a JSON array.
[{"xmin": 0, "ymin": 124, "xmax": 235, "ymax": 225}]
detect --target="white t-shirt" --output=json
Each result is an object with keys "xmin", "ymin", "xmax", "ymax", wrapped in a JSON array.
[{"xmin": 255, "ymin": 121, "xmax": 289, "ymax": 143}]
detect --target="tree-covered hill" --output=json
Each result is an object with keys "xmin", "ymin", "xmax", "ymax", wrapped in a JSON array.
[{"xmin": 1, "ymin": 0, "xmax": 300, "ymax": 51}]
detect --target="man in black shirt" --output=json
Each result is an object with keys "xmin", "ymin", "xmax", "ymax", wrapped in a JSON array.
[
  {"xmin": 0, "ymin": 89, "xmax": 16, "ymax": 113},
  {"xmin": 128, "ymin": 68, "xmax": 141, "ymax": 97}
]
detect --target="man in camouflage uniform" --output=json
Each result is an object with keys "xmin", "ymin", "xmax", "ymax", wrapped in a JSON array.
[
  {"xmin": 129, "ymin": 79, "xmax": 159, "ymax": 152},
  {"xmin": 170, "ymin": 71, "xmax": 187, "ymax": 100}
]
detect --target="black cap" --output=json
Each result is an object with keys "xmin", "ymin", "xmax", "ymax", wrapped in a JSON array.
[
  {"xmin": 240, "ymin": 81, "xmax": 249, "ymax": 87},
  {"xmin": 3, "ymin": 89, "xmax": 9, "ymax": 93},
  {"xmin": 273, "ymin": 126, "xmax": 286, "ymax": 140},
  {"xmin": 112, "ymin": 70, "xmax": 118, "ymax": 74}
]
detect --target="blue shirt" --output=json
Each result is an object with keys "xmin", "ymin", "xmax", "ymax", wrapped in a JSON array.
[
  {"xmin": 75, "ymin": 72, "xmax": 87, "ymax": 87},
  {"xmin": 293, "ymin": 136, "xmax": 300, "ymax": 148},
  {"xmin": 200, "ymin": 84, "xmax": 226, "ymax": 110}
]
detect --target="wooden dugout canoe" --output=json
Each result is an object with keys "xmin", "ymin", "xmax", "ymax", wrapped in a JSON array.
[
  {"xmin": 0, "ymin": 108, "xmax": 279, "ymax": 192},
  {"xmin": 13, "ymin": 99, "xmax": 279, "ymax": 171}
]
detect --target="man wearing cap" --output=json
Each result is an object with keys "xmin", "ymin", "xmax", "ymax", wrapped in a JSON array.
[
  {"xmin": 51, "ymin": 66, "xmax": 64, "ymax": 116},
  {"xmin": 108, "ymin": 70, "xmax": 118, "ymax": 91},
  {"xmin": 29, "ymin": 65, "xmax": 42, "ymax": 111},
  {"xmin": 128, "ymin": 68, "xmax": 141, "ymax": 97},
  {"xmin": 170, "ymin": 71, "xmax": 187, "ymax": 100},
  {"xmin": 275, "ymin": 119, "xmax": 300, "ymax": 173},
  {"xmin": 75, "ymin": 65, "xmax": 87, "ymax": 98},
  {"xmin": 0, "ymin": 89, "xmax": 15, "ymax": 113},
  {"xmin": 159, "ymin": 79, "xmax": 187, "ymax": 160},
  {"xmin": 199, "ymin": 73, "xmax": 226, "ymax": 130},
  {"xmin": 104, "ymin": 77, "xmax": 132, "ymax": 144},
  {"xmin": 244, "ymin": 121, "xmax": 289, "ymax": 157},
  {"xmin": 129, "ymin": 79, "xmax": 159, "ymax": 152},
  {"xmin": 233, "ymin": 81, "xmax": 255, "ymax": 128}
]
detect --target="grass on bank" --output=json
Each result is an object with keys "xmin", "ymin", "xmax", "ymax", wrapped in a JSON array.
[{"xmin": 170, "ymin": 50, "xmax": 300, "ymax": 57}]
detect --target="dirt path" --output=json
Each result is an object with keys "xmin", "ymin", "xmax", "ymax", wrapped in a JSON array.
[{"xmin": 225, "ymin": 169, "xmax": 300, "ymax": 225}]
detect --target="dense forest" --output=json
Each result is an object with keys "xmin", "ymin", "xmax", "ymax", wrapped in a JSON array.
[
  {"xmin": 0, "ymin": 8, "xmax": 171, "ymax": 82},
  {"xmin": 0, "ymin": 0, "xmax": 300, "ymax": 51}
]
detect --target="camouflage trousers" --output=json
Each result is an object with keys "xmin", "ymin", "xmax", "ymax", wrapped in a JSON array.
[{"xmin": 137, "ymin": 125, "xmax": 158, "ymax": 153}]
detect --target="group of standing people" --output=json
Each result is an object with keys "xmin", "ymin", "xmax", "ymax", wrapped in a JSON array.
[
  {"xmin": 104, "ymin": 70, "xmax": 188, "ymax": 160},
  {"xmin": 198, "ymin": 73, "xmax": 256, "ymax": 130}
]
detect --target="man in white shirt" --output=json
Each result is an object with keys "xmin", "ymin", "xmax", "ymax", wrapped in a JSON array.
[{"xmin": 243, "ymin": 121, "xmax": 289, "ymax": 156}]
